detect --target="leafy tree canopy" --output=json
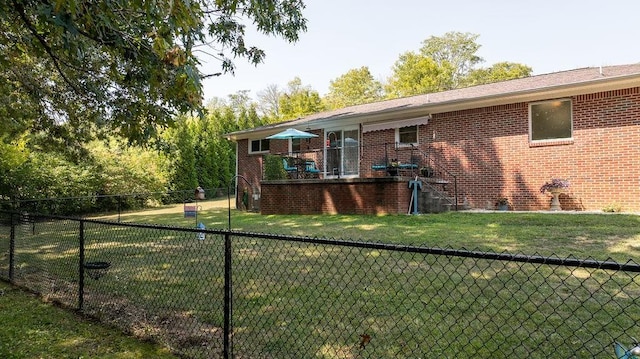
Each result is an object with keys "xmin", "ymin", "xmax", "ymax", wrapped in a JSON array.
[
  {"xmin": 256, "ymin": 84, "xmax": 283, "ymax": 120},
  {"xmin": 278, "ymin": 77, "xmax": 324, "ymax": 120},
  {"xmin": 324, "ymin": 66, "xmax": 383, "ymax": 110},
  {"xmin": 465, "ymin": 61, "xmax": 533, "ymax": 86},
  {"xmin": 386, "ymin": 31, "xmax": 532, "ymax": 98},
  {"xmin": 420, "ymin": 31, "xmax": 483, "ymax": 89},
  {"xmin": 386, "ymin": 53, "xmax": 454, "ymax": 98},
  {"xmin": 0, "ymin": 0, "xmax": 307, "ymax": 144}
]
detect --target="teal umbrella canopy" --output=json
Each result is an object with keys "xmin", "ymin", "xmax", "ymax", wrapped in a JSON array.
[{"xmin": 266, "ymin": 128, "xmax": 318, "ymax": 139}]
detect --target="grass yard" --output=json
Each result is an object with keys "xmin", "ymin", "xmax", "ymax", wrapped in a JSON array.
[
  {"xmin": 3, "ymin": 202, "xmax": 640, "ymax": 358},
  {"xmin": 0, "ymin": 280, "xmax": 177, "ymax": 359},
  {"xmin": 104, "ymin": 199, "xmax": 640, "ymax": 262}
]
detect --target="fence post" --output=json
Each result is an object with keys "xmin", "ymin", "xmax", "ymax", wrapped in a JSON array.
[
  {"xmin": 117, "ymin": 195, "xmax": 121, "ymax": 223},
  {"xmin": 223, "ymin": 231, "xmax": 233, "ymax": 359},
  {"xmin": 9, "ymin": 212, "xmax": 15, "ymax": 282},
  {"xmin": 78, "ymin": 220, "xmax": 85, "ymax": 311}
]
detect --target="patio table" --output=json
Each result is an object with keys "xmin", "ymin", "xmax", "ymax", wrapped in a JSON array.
[{"xmin": 292, "ymin": 158, "xmax": 308, "ymax": 179}]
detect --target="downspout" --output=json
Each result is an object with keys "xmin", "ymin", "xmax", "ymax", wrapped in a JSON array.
[
  {"xmin": 359, "ymin": 124, "xmax": 363, "ymax": 178},
  {"xmin": 234, "ymin": 141, "xmax": 239, "ymax": 209}
]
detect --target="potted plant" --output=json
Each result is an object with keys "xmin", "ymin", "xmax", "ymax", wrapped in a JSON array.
[
  {"xmin": 420, "ymin": 166, "xmax": 434, "ymax": 178},
  {"xmin": 495, "ymin": 197, "xmax": 510, "ymax": 211},
  {"xmin": 540, "ymin": 178, "xmax": 570, "ymax": 211},
  {"xmin": 387, "ymin": 158, "xmax": 399, "ymax": 176}
]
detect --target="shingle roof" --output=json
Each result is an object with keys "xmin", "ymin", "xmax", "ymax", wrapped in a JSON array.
[{"xmin": 226, "ymin": 63, "xmax": 640, "ymax": 139}]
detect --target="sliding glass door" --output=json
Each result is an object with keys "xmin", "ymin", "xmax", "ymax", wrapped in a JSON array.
[{"xmin": 325, "ymin": 128, "xmax": 359, "ymax": 178}]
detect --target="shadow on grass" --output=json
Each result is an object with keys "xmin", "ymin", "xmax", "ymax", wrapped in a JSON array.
[{"xmin": 5, "ymin": 211, "xmax": 640, "ymax": 357}]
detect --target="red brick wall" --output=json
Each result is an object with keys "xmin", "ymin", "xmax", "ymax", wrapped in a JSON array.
[
  {"xmin": 361, "ymin": 131, "xmax": 397, "ymax": 179},
  {"xmin": 235, "ymin": 140, "xmax": 262, "ymax": 208},
  {"xmin": 428, "ymin": 87, "xmax": 640, "ymax": 211},
  {"xmin": 260, "ymin": 179, "xmax": 410, "ymax": 215},
  {"xmin": 236, "ymin": 87, "xmax": 640, "ymax": 213}
]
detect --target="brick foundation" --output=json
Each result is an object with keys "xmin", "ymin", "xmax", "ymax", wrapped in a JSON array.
[{"xmin": 260, "ymin": 178, "xmax": 411, "ymax": 215}]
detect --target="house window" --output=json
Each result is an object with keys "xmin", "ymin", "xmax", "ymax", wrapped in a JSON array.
[
  {"xmin": 530, "ymin": 99, "xmax": 572, "ymax": 142},
  {"xmin": 291, "ymin": 138, "xmax": 301, "ymax": 153},
  {"xmin": 249, "ymin": 139, "xmax": 270, "ymax": 153},
  {"xmin": 397, "ymin": 125, "xmax": 418, "ymax": 145},
  {"xmin": 325, "ymin": 128, "xmax": 359, "ymax": 178}
]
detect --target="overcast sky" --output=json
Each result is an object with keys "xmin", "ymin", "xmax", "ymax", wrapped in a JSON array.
[{"xmin": 199, "ymin": 0, "xmax": 640, "ymax": 102}]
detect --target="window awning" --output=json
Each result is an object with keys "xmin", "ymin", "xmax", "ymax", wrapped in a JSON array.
[{"xmin": 362, "ymin": 116, "xmax": 430, "ymax": 133}]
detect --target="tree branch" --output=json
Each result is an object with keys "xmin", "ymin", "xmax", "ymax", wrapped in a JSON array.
[{"xmin": 12, "ymin": 0, "xmax": 82, "ymax": 94}]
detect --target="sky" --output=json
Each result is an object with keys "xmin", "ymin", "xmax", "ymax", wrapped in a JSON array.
[{"xmin": 199, "ymin": 0, "xmax": 640, "ymax": 102}]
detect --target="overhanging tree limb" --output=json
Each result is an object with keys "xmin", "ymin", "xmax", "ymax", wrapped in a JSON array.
[
  {"xmin": 1, "ymin": 0, "xmax": 307, "ymax": 144},
  {"xmin": 12, "ymin": 0, "xmax": 82, "ymax": 95}
]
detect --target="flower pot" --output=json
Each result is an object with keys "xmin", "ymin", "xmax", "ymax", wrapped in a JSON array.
[
  {"xmin": 497, "ymin": 204, "xmax": 509, "ymax": 211},
  {"xmin": 549, "ymin": 188, "xmax": 564, "ymax": 211},
  {"xmin": 420, "ymin": 167, "xmax": 434, "ymax": 178}
]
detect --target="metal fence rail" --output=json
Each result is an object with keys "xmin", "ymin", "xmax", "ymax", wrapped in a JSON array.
[
  {"xmin": 1, "ymin": 210, "xmax": 639, "ymax": 358},
  {"xmin": 0, "ymin": 187, "xmax": 234, "ymax": 217}
]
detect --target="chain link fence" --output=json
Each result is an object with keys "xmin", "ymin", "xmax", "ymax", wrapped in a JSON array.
[
  {"xmin": 1, "ymin": 210, "xmax": 639, "ymax": 358},
  {"xmin": 0, "ymin": 187, "xmax": 233, "ymax": 217}
]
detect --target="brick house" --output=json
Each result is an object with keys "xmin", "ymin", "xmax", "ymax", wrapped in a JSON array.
[{"xmin": 225, "ymin": 64, "xmax": 640, "ymax": 214}]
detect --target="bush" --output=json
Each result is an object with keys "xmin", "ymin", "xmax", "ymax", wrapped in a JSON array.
[
  {"xmin": 264, "ymin": 155, "xmax": 287, "ymax": 180},
  {"xmin": 602, "ymin": 203, "xmax": 623, "ymax": 213}
]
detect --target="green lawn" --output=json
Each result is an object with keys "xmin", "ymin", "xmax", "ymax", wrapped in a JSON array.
[
  {"xmin": 0, "ymin": 280, "xmax": 177, "ymax": 359},
  {"xmin": 4, "ymin": 205, "xmax": 640, "ymax": 358},
  {"xmin": 109, "ymin": 201, "xmax": 640, "ymax": 262}
]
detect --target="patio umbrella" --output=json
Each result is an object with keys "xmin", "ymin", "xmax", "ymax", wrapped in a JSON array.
[{"xmin": 266, "ymin": 128, "xmax": 318, "ymax": 139}]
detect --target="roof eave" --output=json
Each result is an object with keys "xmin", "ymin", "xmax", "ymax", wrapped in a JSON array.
[
  {"xmin": 427, "ymin": 73, "xmax": 640, "ymax": 114},
  {"xmin": 225, "ymin": 73, "xmax": 640, "ymax": 141}
]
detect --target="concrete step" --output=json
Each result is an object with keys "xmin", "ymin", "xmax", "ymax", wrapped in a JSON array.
[{"xmin": 418, "ymin": 192, "xmax": 455, "ymax": 213}]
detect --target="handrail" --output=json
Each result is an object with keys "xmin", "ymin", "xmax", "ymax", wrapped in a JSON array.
[{"xmin": 410, "ymin": 144, "xmax": 458, "ymax": 210}]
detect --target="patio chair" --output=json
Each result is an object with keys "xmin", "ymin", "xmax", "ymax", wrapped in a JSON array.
[
  {"xmin": 398, "ymin": 163, "xmax": 418, "ymax": 169},
  {"xmin": 305, "ymin": 160, "xmax": 321, "ymax": 176},
  {"xmin": 283, "ymin": 158, "xmax": 298, "ymax": 176},
  {"xmin": 372, "ymin": 157, "xmax": 389, "ymax": 171},
  {"xmin": 399, "ymin": 155, "xmax": 420, "ymax": 169}
]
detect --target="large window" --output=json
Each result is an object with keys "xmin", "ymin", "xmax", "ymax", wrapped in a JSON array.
[
  {"xmin": 396, "ymin": 125, "xmax": 418, "ymax": 145},
  {"xmin": 249, "ymin": 139, "xmax": 270, "ymax": 153},
  {"xmin": 325, "ymin": 128, "xmax": 359, "ymax": 178},
  {"xmin": 530, "ymin": 99, "xmax": 572, "ymax": 142},
  {"xmin": 290, "ymin": 138, "xmax": 301, "ymax": 153}
]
